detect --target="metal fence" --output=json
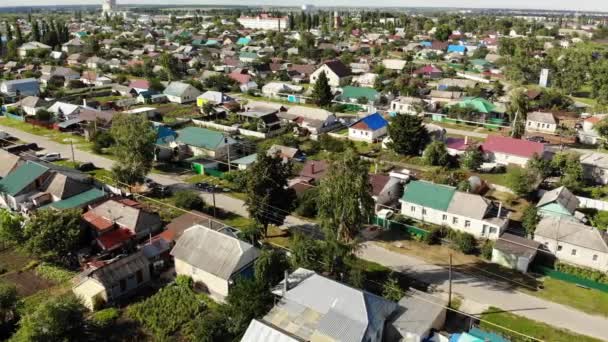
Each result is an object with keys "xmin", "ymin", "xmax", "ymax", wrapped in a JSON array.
[
  {"xmin": 532, "ymin": 265, "xmax": 608, "ymax": 293},
  {"xmin": 373, "ymin": 216, "xmax": 429, "ymax": 238}
]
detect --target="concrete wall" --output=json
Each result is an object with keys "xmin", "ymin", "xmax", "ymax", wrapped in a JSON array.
[
  {"xmin": 175, "ymin": 258, "xmax": 229, "ymax": 299},
  {"xmin": 525, "ymin": 119, "xmax": 557, "ymax": 134},
  {"xmin": 485, "ymin": 151, "xmax": 530, "ymax": 167},
  {"xmin": 534, "ymin": 236, "xmax": 608, "ymax": 272},
  {"xmin": 348, "ymin": 126, "xmax": 387, "ymax": 143}
]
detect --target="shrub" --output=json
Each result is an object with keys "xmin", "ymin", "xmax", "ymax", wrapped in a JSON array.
[
  {"xmin": 555, "ymin": 262, "xmax": 608, "ymax": 284},
  {"xmin": 35, "ymin": 263, "xmax": 77, "ymax": 283},
  {"xmin": 481, "ymin": 240, "xmax": 494, "ymax": 260},
  {"xmin": 174, "ymin": 190, "xmax": 205, "ymax": 211},
  {"xmin": 90, "ymin": 308, "xmax": 120, "ymax": 328},
  {"xmin": 449, "ymin": 231, "xmax": 477, "ymax": 255},
  {"xmin": 423, "ymin": 225, "xmax": 446, "ymax": 245}
]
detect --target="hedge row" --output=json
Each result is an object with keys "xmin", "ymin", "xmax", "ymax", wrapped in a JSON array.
[{"xmin": 555, "ymin": 262, "xmax": 608, "ymax": 284}]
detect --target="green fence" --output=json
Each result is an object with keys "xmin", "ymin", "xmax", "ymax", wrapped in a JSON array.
[
  {"xmin": 532, "ymin": 265, "xmax": 608, "ymax": 293},
  {"xmin": 373, "ymin": 217, "xmax": 429, "ymax": 238},
  {"xmin": 205, "ymin": 168, "xmax": 225, "ymax": 178}
]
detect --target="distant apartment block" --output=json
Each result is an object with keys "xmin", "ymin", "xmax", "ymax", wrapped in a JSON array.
[{"xmin": 237, "ymin": 14, "xmax": 289, "ymax": 31}]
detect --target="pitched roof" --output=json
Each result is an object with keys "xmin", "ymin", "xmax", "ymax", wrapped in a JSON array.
[
  {"xmin": 447, "ymin": 191, "xmax": 490, "ymax": 220},
  {"xmin": 340, "ymin": 86, "xmax": 379, "ymax": 102},
  {"xmin": 176, "ymin": 126, "xmax": 234, "ymax": 150},
  {"xmin": 456, "ymin": 97, "xmax": 497, "ymax": 114},
  {"xmin": 162, "ymin": 210, "xmax": 224, "ymax": 243},
  {"xmin": 241, "ymin": 319, "xmax": 303, "ymax": 342},
  {"xmin": 0, "ymin": 161, "xmax": 49, "ymax": 196},
  {"xmin": 163, "ymin": 82, "xmax": 199, "ymax": 97},
  {"xmin": 482, "ymin": 135, "xmax": 544, "ymax": 158},
  {"xmin": 350, "ymin": 112, "xmax": 388, "ymax": 131},
  {"xmin": 322, "ymin": 60, "xmax": 351, "ymax": 78},
  {"xmin": 45, "ymin": 188, "xmax": 106, "ymax": 210},
  {"xmin": 527, "ymin": 112, "xmax": 556, "ymax": 125},
  {"xmin": 494, "ymin": 233, "xmax": 541, "ymax": 258},
  {"xmin": 537, "ymin": 186, "xmax": 579, "ymax": 214},
  {"xmin": 87, "ymin": 251, "xmax": 148, "ymax": 286},
  {"xmin": 535, "ymin": 217, "xmax": 608, "ymax": 253},
  {"xmin": 299, "ymin": 160, "xmax": 328, "ymax": 182},
  {"xmin": 97, "ymin": 228, "xmax": 135, "ymax": 251},
  {"xmin": 0, "ymin": 150, "xmax": 22, "ymax": 178},
  {"xmin": 369, "ymin": 174, "xmax": 391, "ymax": 197},
  {"xmin": 401, "ymin": 181, "xmax": 455, "ymax": 211},
  {"xmin": 42, "ymin": 173, "xmax": 91, "ymax": 199},
  {"xmin": 267, "ymin": 145, "xmax": 299, "ymax": 159},
  {"xmin": 84, "ymin": 199, "xmax": 160, "ymax": 234},
  {"xmin": 170, "ymin": 224, "xmax": 260, "ymax": 280}
]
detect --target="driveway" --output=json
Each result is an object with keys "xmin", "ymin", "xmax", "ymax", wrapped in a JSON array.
[{"xmin": 358, "ymin": 241, "xmax": 608, "ymax": 341}]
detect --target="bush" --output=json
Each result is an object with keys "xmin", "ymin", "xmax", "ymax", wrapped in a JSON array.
[
  {"xmin": 555, "ymin": 262, "xmax": 608, "ymax": 284},
  {"xmin": 35, "ymin": 263, "xmax": 76, "ymax": 283},
  {"xmin": 481, "ymin": 240, "xmax": 494, "ymax": 260},
  {"xmin": 449, "ymin": 231, "xmax": 477, "ymax": 254},
  {"xmin": 423, "ymin": 225, "xmax": 446, "ymax": 245},
  {"xmin": 90, "ymin": 308, "xmax": 120, "ymax": 328},
  {"xmin": 174, "ymin": 190, "xmax": 205, "ymax": 211},
  {"xmin": 222, "ymin": 170, "xmax": 248, "ymax": 190},
  {"xmin": 294, "ymin": 187, "xmax": 319, "ymax": 218}
]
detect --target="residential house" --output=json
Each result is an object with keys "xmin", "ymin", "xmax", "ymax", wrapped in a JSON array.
[
  {"xmin": 280, "ymin": 106, "xmax": 340, "ymax": 135},
  {"xmin": 86, "ymin": 57, "xmax": 108, "ymax": 69},
  {"xmin": 173, "ymin": 127, "xmax": 237, "ymax": 159},
  {"xmin": 196, "ymin": 91, "xmax": 234, "ymax": 106},
  {"xmin": 579, "ymin": 116, "xmax": 604, "ymax": 145},
  {"xmin": 62, "ymin": 38, "xmax": 86, "ymax": 54},
  {"xmin": 18, "ymin": 96, "xmax": 48, "ymax": 116},
  {"xmin": 436, "ymin": 78, "xmax": 477, "ymax": 90},
  {"xmin": 0, "ymin": 78, "xmax": 40, "ymax": 97},
  {"xmin": 241, "ymin": 320, "xmax": 301, "ymax": 342},
  {"xmin": 310, "ymin": 60, "xmax": 352, "ymax": 87},
  {"xmin": 399, "ymin": 180, "xmax": 508, "ymax": 239},
  {"xmin": 83, "ymin": 198, "xmax": 163, "ymax": 252},
  {"xmin": 287, "ymin": 64, "xmax": 315, "ymax": 83},
  {"xmin": 428, "ymin": 90, "xmax": 463, "ymax": 105},
  {"xmin": 534, "ymin": 217, "xmax": 608, "ymax": 272},
  {"xmin": 67, "ymin": 53, "xmax": 86, "ymax": 66},
  {"xmin": 445, "ymin": 136, "xmax": 477, "ymax": 156},
  {"xmin": 261, "ymin": 82, "xmax": 303, "ymax": 99},
  {"xmin": 231, "ymin": 153, "xmax": 258, "ymax": 170},
  {"xmin": 352, "ymin": 73, "xmax": 378, "ymax": 88},
  {"xmin": 47, "ymin": 102, "xmax": 81, "ymax": 120},
  {"xmin": 526, "ymin": 112, "xmax": 558, "ymax": 134},
  {"xmin": 580, "ymin": 152, "xmax": 608, "ymax": 185},
  {"xmin": 537, "ymin": 186, "xmax": 580, "ymax": 220},
  {"xmin": 348, "ymin": 112, "xmax": 389, "ymax": 143},
  {"xmin": 0, "ymin": 150, "xmax": 24, "ymax": 179},
  {"xmin": 491, "ymin": 233, "xmax": 542, "ymax": 273},
  {"xmin": 297, "ymin": 160, "xmax": 328, "ymax": 185},
  {"xmin": 171, "ymin": 224, "xmax": 260, "ymax": 300},
  {"xmin": 412, "ymin": 65, "xmax": 442, "ymax": 79},
  {"xmin": 267, "ymin": 145, "xmax": 303, "ymax": 163},
  {"xmin": 370, "ymin": 174, "xmax": 402, "ymax": 211},
  {"xmin": 481, "ymin": 135, "xmax": 546, "ymax": 167},
  {"xmin": 386, "ymin": 289, "xmax": 447, "ymax": 342},
  {"xmin": 382, "ymin": 58, "xmax": 407, "ymax": 72},
  {"xmin": 72, "ymin": 251, "xmax": 151, "ymax": 310},
  {"xmin": 250, "ymin": 268, "xmax": 398, "ymax": 342},
  {"xmin": 236, "ymin": 107, "xmax": 282, "ymax": 132},
  {"xmin": 163, "ymin": 82, "xmax": 202, "ymax": 104},
  {"xmin": 17, "ymin": 41, "xmax": 52, "ymax": 57},
  {"xmin": 390, "ymin": 96, "xmax": 425, "ymax": 115},
  {"xmin": 160, "ymin": 210, "xmax": 225, "ymax": 244}
]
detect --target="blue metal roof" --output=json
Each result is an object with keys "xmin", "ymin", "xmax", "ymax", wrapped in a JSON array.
[
  {"xmin": 447, "ymin": 45, "xmax": 466, "ymax": 53},
  {"xmin": 353, "ymin": 112, "xmax": 388, "ymax": 131},
  {"xmin": 421, "ymin": 41, "xmax": 432, "ymax": 47}
]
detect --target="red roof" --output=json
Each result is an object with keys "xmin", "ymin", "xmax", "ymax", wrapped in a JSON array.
[
  {"xmin": 413, "ymin": 65, "xmax": 442, "ymax": 75},
  {"xmin": 585, "ymin": 116, "xmax": 602, "ymax": 124},
  {"xmin": 229, "ymin": 71, "xmax": 252, "ymax": 84},
  {"xmin": 445, "ymin": 137, "xmax": 476, "ymax": 151},
  {"xmin": 83, "ymin": 211, "xmax": 113, "ymax": 232},
  {"xmin": 482, "ymin": 135, "xmax": 544, "ymax": 158},
  {"xmin": 97, "ymin": 228, "xmax": 134, "ymax": 251},
  {"xmin": 129, "ymin": 79, "xmax": 150, "ymax": 90}
]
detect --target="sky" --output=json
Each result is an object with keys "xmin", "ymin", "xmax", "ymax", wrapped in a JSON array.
[{"xmin": 7, "ymin": 0, "xmax": 608, "ymax": 12}]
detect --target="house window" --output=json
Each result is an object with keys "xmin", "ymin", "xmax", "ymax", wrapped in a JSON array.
[
  {"xmin": 593, "ymin": 254, "xmax": 598, "ymax": 261},
  {"xmin": 442, "ymin": 214, "xmax": 448, "ymax": 221},
  {"xmin": 557, "ymin": 245, "xmax": 563, "ymax": 251},
  {"xmin": 489, "ymin": 227, "xmax": 497, "ymax": 234},
  {"xmin": 411, "ymin": 206, "xmax": 415, "ymax": 212},
  {"xmin": 119, "ymin": 279, "xmax": 127, "ymax": 292},
  {"xmin": 136, "ymin": 270, "xmax": 144, "ymax": 284},
  {"xmin": 422, "ymin": 208, "xmax": 427, "ymax": 215},
  {"xmin": 465, "ymin": 220, "xmax": 471, "ymax": 228},
  {"xmin": 452, "ymin": 217, "xmax": 458, "ymax": 224},
  {"xmin": 482, "ymin": 225, "xmax": 487, "ymax": 235},
  {"xmin": 571, "ymin": 249, "xmax": 577, "ymax": 256}
]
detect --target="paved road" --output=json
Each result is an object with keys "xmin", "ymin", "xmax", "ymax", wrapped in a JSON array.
[
  {"xmin": 443, "ymin": 127, "xmax": 489, "ymax": 139},
  {"xmin": 358, "ymin": 242, "xmax": 608, "ymax": 341}
]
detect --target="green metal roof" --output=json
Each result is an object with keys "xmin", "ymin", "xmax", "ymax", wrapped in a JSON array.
[
  {"xmin": 0, "ymin": 162, "xmax": 49, "ymax": 196},
  {"xmin": 232, "ymin": 153, "xmax": 257, "ymax": 165},
  {"xmin": 45, "ymin": 188, "xmax": 106, "ymax": 210},
  {"xmin": 456, "ymin": 97, "xmax": 497, "ymax": 114},
  {"xmin": 177, "ymin": 127, "xmax": 233, "ymax": 150},
  {"xmin": 401, "ymin": 181, "xmax": 455, "ymax": 211},
  {"xmin": 340, "ymin": 86, "xmax": 379, "ymax": 102}
]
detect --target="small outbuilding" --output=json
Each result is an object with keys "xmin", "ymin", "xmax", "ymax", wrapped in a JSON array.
[{"xmin": 491, "ymin": 233, "xmax": 541, "ymax": 273}]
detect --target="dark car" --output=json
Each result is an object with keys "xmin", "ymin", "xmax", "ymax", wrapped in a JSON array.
[
  {"xmin": 195, "ymin": 182, "xmax": 210, "ymax": 190},
  {"xmin": 526, "ymin": 136, "xmax": 548, "ymax": 143},
  {"xmin": 77, "ymin": 162, "xmax": 95, "ymax": 172}
]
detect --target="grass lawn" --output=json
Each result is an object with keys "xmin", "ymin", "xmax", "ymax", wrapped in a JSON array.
[
  {"xmin": 474, "ymin": 165, "xmax": 521, "ymax": 188},
  {"xmin": 480, "ymin": 306, "xmax": 603, "ymax": 342},
  {"xmin": 522, "ymin": 277, "xmax": 608, "ymax": 317},
  {"xmin": 0, "ymin": 117, "xmax": 91, "ymax": 147},
  {"xmin": 0, "ymin": 248, "xmax": 32, "ymax": 273},
  {"xmin": 484, "ymin": 189, "xmax": 530, "ymax": 221},
  {"xmin": 220, "ymin": 212, "xmax": 254, "ymax": 230}
]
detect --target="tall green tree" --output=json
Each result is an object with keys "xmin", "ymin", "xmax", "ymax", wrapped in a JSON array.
[
  {"xmin": 387, "ymin": 114, "xmax": 430, "ymax": 155},
  {"xmin": 22, "ymin": 209, "xmax": 83, "ymax": 266},
  {"xmin": 506, "ymin": 168, "xmax": 537, "ymax": 196},
  {"xmin": 13, "ymin": 19, "xmax": 23, "ymax": 46},
  {"xmin": 522, "ymin": 205, "xmax": 540, "ymax": 238},
  {"xmin": 110, "ymin": 114, "xmax": 157, "ymax": 185},
  {"xmin": 423, "ymin": 141, "xmax": 450, "ymax": 166},
  {"xmin": 245, "ymin": 154, "xmax": 296, "ymax": 237},
  {"xmin": 224, "ymin": 279, "xmax": 273, "ymax": 335},
  {"xmin": 10, "ymin": 295, "xmax": 85, "ymax": 342},
  {"xmin": 254, "ymin": 248, "xmax": 290, "ymax": 287},
  {"xmin": 551, "ymin": 151, "xmax": 584, "ymax": 191},
  {"xmin": 508, "ymin": 90, "xmax": 529, "ymax": 138},
  {"xmin": 311, "ymin": 71, "xmax": 333, "ymax": 107},
  {"xmin": 159, "ymin": 53, "xmax": 179, "ymax": 82},
  {"xmin": 4, "ymin": 21, "xmax": 12, "ymax": 42},
  {"xmin": 318, "ymin": 150, "xmax": 374, "ymax": 242},
  {"xmin": 0, "ymin": 208, "xmax": 24, "ymax": 245},
  {"xmin": 461, "ymin": 146, "xmax": 484, "ymax": 171},
  {"xmin": 0, "ymin": 283, "xmax": 18, "ymax": 325},
  {"xmin": 434, "ymin": 24, "xmax": 452, "ymax": 41}
]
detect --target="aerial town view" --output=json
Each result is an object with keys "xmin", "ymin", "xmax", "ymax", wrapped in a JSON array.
[{"xmin": 1, "ymin": 0, "xmax": 608, "ymax": 341}]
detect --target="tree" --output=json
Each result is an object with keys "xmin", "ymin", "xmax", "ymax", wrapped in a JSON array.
[
  {"xmin": 508, "ymin": 90, "xmax": 529, "ymax": 138},
  {"xmin": 382, "ymin": 275, "xmax": 405, "ymax": 301},
  {"xmin": 522, "ymin": 205, "xmax": 540, "ymax": 238},
  {"xmin": 591, "ymin": 211, "xmax": 608, "ymax": 231},
  {"xmin": 506, "ymin": 168, "xmax": 537, "ymax": 196},
  {"xmin": 10, "ymin": 295, "xmax": 85, "ymax": 342},
  {"xmin": 6, "ymin": 40, "xmax": 17, "ymax": 60},
  {"xmin": 551, "ymin": 151, "xmax": 584, "ymax": 191},
  {"xmin": 290, "ymin": 233, "xmax": 323, "ymax": 271},
  {"xmin": 461, "ymin": 146, "xmax": 483, "ymax": 171},
  {"xmin": 159, "ymin": 53, "xmax": 178, "ymax": 82},
  {"xmin": 423, "ymin": 141, "xmax": 450, "ymax": 166},
  {"xmin": 245, "ymin": 154, "xmax": 296, "ymax": 237},
  {"xmin": 13, "ymin": 19, "xmax": 23, "ymax": 45},
  {"xmin": 185, "ymin": 308, "xmax": 232, "ymax": 342},
  {"xmin": 34, "ymin": 109, "xmax": 52, "ymax": 122},
  {"xmin": 526, "ymin": 153, "xmax": 552, "ymax": 179},
  {"xmin": 310, "ymin": 71, "xmax": 333, "ymax": 107},
  {"xmin": 91, "ymin": 131, "xmax": 114, "ymax": 154},
  {"xmin": 595, "ymin": 117, "xmax": 608, "ymax": 147},
  {"xmin": 0, "ymin": 283, "xmax": 18, "ymax": 324},
  {"xmin": 0, "ymin": 209, "xmax": 24, "ymax": 245},
  {"xmin": 318, "ymin": 150, "xmax": 374, "ymax": 242},
  {"xmin": 387, "ymin": 114, "xmax": 430, "ymax": 155},
  {"xmin": 110, "ymin": 114, "xmax": 157, "ymax": 185},
  {"xmin": 434, "ymin": 24, "xmax": 452, "ymax": 41},
  {"xmin": 254, "ymin": 248, "xmax": 290, "ymax": 287},
  {"xmin": 224, "ymin": 279, "xmax": 273, "ymax": 335},
  {"xmin": 174, "ymin": 190, "xmax": 205, "ymax": 211},
  {"xmin": 22, "ymin": 209, "xmax": 83, "ymax": 266}
]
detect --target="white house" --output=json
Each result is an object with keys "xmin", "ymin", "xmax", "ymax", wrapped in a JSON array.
[
  {"xmin": 382, "ymin": 59, "xmax": 407, "ymax": 72},
  {"xmin": 310, "ymin": 60, "xmax": 352, "ymax": 87},
  {"xmin": 163, "ymin": 82, "xmax": 202, "ymax": 104},
  {"xmin": 534, "ymin": 217, "xmax": 608, "ymax": 272},
  {"xmin": 580, "ymin": 152, "xmax": 608, "ymax": 185},
  {"xmin": 348, "ymin": 112, "xmax": 389, "ymax": 143},
  {"xmin": 390, "ymin": 96, "xmax": 426, "ymax": 115},
  {"xmin": 170, "ymin": 224, "xmax": 260, "ymax": 300},
  {"xmin": 17, "ymin": 41, "xmax": 51, "ymax": 57},
  {"xmin": 237, "ymin": 14, "xmax": 289, "ymax": 31},
  {"xmin": 399, "ymin": 181, "xmax": 508, "ymax": 240},
  {"xmin": 261, "ymin": 82, "xmax": 302, "ymax": 99},
  {"xmin": 18, "ymin": 96, "xmax": 47, "ymax": 116},
  {"xmin": 481, "ymin": 135, "xmax": 546, "ymax": 167},
  {"xmin": 72, "ymin": 251, "xmax": 150, "ymax": 310},
  {"xmin": 525, "ymin": 111, "xmax": 558, "ymax": 134}
]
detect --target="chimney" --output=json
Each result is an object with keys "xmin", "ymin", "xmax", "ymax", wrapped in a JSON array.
[
  {"xmin": 464, "ymin": 136, "xmax": 468, "ymax": 145},
  {"xmin": 282, "ymin": 269, "xmax": 289, "ymax": 296},
  {"xmin": 311, "ymin": 162, "xmax": 315, "ymax": 174},
  {"xmin": 83, "ymin": 98, "xmax": 87, "ymax": 107},
  {"xmin": 497, "ymin": 202, "xmax": 502, "ymax": 218}
]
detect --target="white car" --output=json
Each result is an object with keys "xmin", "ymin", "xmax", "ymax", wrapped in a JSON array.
[{"xmin": 39, "ymin": 153, "xmax": 62, "ymax": 162}]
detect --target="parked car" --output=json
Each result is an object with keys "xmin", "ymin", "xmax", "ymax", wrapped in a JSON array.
[
  {"xmin": 39, "ymin": 153, "xmax": 62, "ymax": 162},
  {"xmin": 526, "ymin": 136, "xmax": 548, "ymax": 143},
  {"xmin": 77, "ymin": 162, "xmax": 95, "ymax": 172}
]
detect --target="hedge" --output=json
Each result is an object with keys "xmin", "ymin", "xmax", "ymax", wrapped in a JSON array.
[{"xmin": 555, "ymin": 262, "xmax": 608, "ymax": 285}]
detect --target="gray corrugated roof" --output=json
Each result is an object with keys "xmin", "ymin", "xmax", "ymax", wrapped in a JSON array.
[
  {"xmin": 170, "ymin": 224, "xmax": 260, "ymax": 280},
  {"xmin": 537, "ymin": 186, "xmax": 579, "ymax": 214},
  {"xmin": 535, "ymin": 217, "xmax": 608, "ymax": 253},
  {"xmin": 42, "ymin": 172, "xmax": 91, "ymax": 199},
  {"xmin": 89, "ymin": 199, "xmax": 161, "ymax": 234},
  {"xmin": 241, "ymin": 319, "xmax": 303, "ymax": 342},
  {"xmin": 388, "ymin": 289, "xmax": 446, "ymax": 339},
  {"xmin": 494, "ymin": 233, "xmax": 541, "ymax": 258},
  {"xmin": 89, "ymin": 251, "xmax": 149, "ymax": 286},
  {"xmin": 0, "ymin": 150, "xmax": 22, "ymax": 178},
  {"xmin": 446, "ymin": 191, "xmax": 489, "ymax": 220},
  {"xmin": 527, "ymin": 111, "xmax": 557, "ymax": 125}
]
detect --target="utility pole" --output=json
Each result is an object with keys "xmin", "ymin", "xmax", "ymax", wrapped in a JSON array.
[
  {"xmin": 511, "ymin": 110, "xmax": 519, "ymax": 137},
  {"xmin": 70, "ymin": 139, "xmax": 75, "ymax": 164},
  {"xmin": 225, "ymin": 137, "xmax": 232, "ymax": 172},
  {"xmin": 448, "ymin": 253, "xmax": 453, "ymax": 308},
  {"xmin": 212, "ymin": 187, "xmax": 217, "ymax": 217}
]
